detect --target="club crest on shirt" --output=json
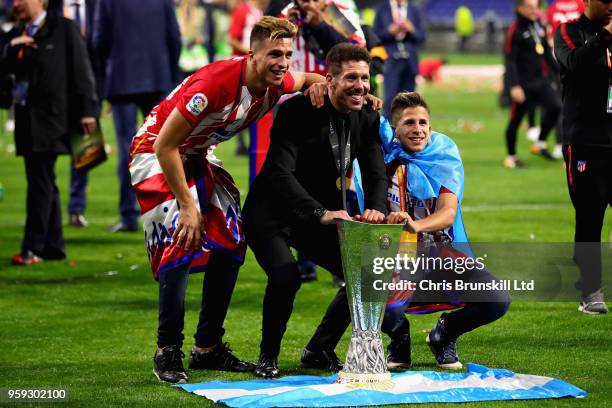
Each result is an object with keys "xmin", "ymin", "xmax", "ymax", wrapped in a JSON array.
[
  {"xmin": 577, "ymin": 160, "xmax": 587, "ymax": 173},
  {"xmin": 187, "ymin": 93, "xmax": 207, "ymax": 116}
]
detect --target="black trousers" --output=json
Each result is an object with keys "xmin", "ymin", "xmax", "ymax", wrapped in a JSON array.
[
  {"xmin": 505, "ymin": 80, "xmax": 561, "ymax": 155},
  {"xmin": 157, "ymin": 251, "xmax": 240, "ymax": 349},
  {"xmin": 563, "ymin": 144, "xmax": 612, "ymax": 296},
  {"xmin": 246, "ymin": 222, "xmax": 358, "ymax": 357},
  {"xmin": 22, "ymin": 152, "xmax": 65, "ymax": 259}
]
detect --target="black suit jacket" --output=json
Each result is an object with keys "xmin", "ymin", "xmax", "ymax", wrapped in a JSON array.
[
  {"xmin": 243, "ymin": 95, "xmax": 387, "ymax": 236},
  {"xmin": 1, "ymin": 13, "xmax": 99, "ymax": 155}
]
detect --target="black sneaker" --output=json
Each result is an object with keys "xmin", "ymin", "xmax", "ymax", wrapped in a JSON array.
[
  {"xmin": 254, "ymin": 354, "xmax": 280, "ymax": 378},
  {"xmin": 539, "ymin": 148, "xmax": 556, "ymax": 161},
  {"xmin": 300, "ymin": 348, "xmax": 343, "ymax": 373},
  {"xmin": 387, "ymin": 334, "xmax": 411, "ymax": 369},
  {"xmin": 153, "ymin": 346, "xmax": 188, "ymax": 384},
  {"xmin": 298, "ymin": 257, "xmax": 317, "ymax": 282},
  {"xmin": 426, "ymin": 314, "xmax": 462, "ymax": 370},
  {"xmin": 579, "ymin": 290, "xmax": 609, "ymax": 315},
  {"xmin": 188, "ymin": 343, "xmax": 255, "ymax": 372}
]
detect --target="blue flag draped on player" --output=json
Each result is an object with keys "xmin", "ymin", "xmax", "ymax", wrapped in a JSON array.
[
  {"xmin": 177, "ymin": 364, "xmax": 586, "ymax": 407},
  {"xmin": 379, "ymin": 116, "xmax": 468, "ymax": 243}
]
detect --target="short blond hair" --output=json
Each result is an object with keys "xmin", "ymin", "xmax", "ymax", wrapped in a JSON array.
[{"xmin": 250, "ymin": 16, "xmax": 297, "ymax": 48}]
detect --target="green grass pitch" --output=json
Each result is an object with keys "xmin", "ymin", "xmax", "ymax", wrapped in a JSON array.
[{"xmin": 0, "ymin": 78, "xmax": 610, "ymax": 407}]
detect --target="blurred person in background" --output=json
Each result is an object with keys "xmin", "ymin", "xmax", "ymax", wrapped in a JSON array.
[
  {"xmin": 373, "ymin": 0, "xmax": 425, "ymax": 118},
  {"xmin": 229, "ymin": 0, "xmax": 267, "ymax": 56},
  {"xmin": 554, "ymin": 0, "xmax": 611, "ymax": 314},
  {"xmin": 228, "ymin": 0, "xmax": 268, "ymax": 155},
  {"xmin": 2, "ymin": 0, "xmax": 98, "ymax": 265},
  {"xmin": 419, "ymin": 57, "xmax": 447, "ymax": 83},
  {"xmin": 93, "ymin": 0, "xmax": 181, "ymax": 232},
  {"xmin": 503, "ymin": 0, "xmax": 561, "ymax": 168},
  {"xmin": 176, "ymin": 0, "xmax": 209, "ymax": 76},
  {"xmin": 50, "ymin": 0, "xmax": 103, "ymax": 228},
  {"xmin": 454, "ymin": 5, "xmax": 474, "ymax": 52}
]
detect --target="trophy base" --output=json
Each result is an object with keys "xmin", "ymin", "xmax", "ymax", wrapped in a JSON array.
[{"xmin": 336, "ymin": 371, "xmax": 394, "ymax": 390}]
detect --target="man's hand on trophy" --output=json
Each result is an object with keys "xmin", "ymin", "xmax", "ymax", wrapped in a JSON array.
[
  {"xmin": 173, "ymin": 204, "xmax": 204, "ymax": 251},
  {"xmin": 319, "ymin": 209, "xmax": 351, "ymax": 225},
  {"xmin": 354, "ymin": 209, "xmax": 385, "ymax": 224},
  {"xmin": 387, "ymin": 211, "xmax": 419, "ymax": 231},
  {"xmin": 304, "ymin": 82, "xmax": 327, "ymax": 108}
]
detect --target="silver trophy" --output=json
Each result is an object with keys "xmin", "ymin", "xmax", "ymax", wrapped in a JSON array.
[{"xmin": 335, "ymin": 219, "xmax": 414, "ymax": 388}]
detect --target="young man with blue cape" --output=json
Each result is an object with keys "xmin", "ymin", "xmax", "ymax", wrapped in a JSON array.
[{"xmin": 376, "ymin": 92, "xmax": 511, "ymax": 370}]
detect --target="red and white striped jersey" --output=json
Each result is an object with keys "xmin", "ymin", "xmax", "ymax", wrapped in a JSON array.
[{"xmin": 131, "ymin": 57, "xmax": 295, "ymax": 155}]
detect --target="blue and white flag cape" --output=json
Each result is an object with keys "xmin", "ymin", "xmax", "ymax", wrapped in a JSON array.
[
  {"xmin": 177, "ymin": 364, "xmax": 586, "ymax": 407},
  {"xmin": 379, "ymin": 116, "xmax": 469, "ymax": 243}
]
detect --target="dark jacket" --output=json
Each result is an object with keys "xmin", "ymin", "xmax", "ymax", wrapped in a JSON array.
[
  {"xmin": 505, "ymin": 13, "xmax": 558, "ymax": 89},
  {"xmin": 1, "ymin": 13, "xmax": 98, "ymax": 155},
  {"xmin": 243, "ymin": 95, "xmax": 387, "ymax": 236},
  {"xmin": 92, "ymin": 0, "xmax": 181, "ymax": 98},
  {"xmin": 373, "ymin": 0, "xmax": 425, "ymax": 75},
  {"xmin": 554, "ymin": 14, "xmax": 612, "ymax": 147}
]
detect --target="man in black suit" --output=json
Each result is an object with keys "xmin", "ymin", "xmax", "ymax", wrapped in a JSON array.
[
  {"xmin": 243, "ymin": 43, "xmax": 387, "ymax": 378},
  {"xmin": 2, "ymin": 0, "xmax": 98, "ymax": 265},
  {"xmin": 93, "ymin": 0, "xmax": 181, "ymax": 233},
  {"xmin": 51, "ymin": 0, "xmax": 101, "ymax": 228}
]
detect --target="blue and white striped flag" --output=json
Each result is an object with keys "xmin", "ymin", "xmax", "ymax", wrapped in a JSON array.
[{"xmin": 177, "ymin": 363, "xmax": 586, "ymax": 407}]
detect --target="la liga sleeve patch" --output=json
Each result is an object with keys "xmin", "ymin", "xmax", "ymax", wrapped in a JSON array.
[{"xmin": 186, "ymin": 93, "xmax": 208, "ymax": 116}]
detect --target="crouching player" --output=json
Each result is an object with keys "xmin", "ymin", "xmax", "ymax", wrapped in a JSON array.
[
  {"xmin": 129, "ymin": 16, "xmax": 328, "ymax": 383},
  {"xmin": 382, "ymin": 92, "xmax": 511, "ymax": 369}
]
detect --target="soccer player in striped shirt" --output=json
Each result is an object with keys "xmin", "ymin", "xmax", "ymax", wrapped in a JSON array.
[{"xmin": 129, "ymin": 16, "xmax": 329, "ymax": 383}]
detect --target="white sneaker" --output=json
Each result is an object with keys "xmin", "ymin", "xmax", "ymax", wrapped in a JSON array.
[
  {"xmin": 526, "ymin": 127, "xmax": 540, "ymax": 142},
  {"xmin": 552, "ymin": 144, "xmax": 563, "ymax": 160},
  {"xmin": 4, "ymin": 119, "xmax": 14, "ymax": 133}
]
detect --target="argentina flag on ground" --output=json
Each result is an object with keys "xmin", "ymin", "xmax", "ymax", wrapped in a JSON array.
[{"xmin": 177, "ymin": 364, "xmax": 586, "ymax": 407}]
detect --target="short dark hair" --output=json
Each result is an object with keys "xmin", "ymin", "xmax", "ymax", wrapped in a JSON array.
[
  {"xmin": 250, "ymin": 16, "xmax": 297, "ymax": 49},
  {"xmin": 390, "ymin": 92, "xmax": 430, "ymax": 126},
  {"xmin": 326, "ymin": 43, "xmax": 371, "ymax": 76}
]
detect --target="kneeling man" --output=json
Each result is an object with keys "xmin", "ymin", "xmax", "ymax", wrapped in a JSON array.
[{"xmin": 383, "ymin": 92, "xmax": 511, "ymax": 369}]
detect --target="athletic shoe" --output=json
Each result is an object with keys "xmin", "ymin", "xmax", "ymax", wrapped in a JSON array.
[
  {"xmin": 526, "ymin": 127, "xmax": 540, "ymax": 142},
  {"xmin": 69, "ymin": 214, "xmax": 89, "ymax": 228},
  {"xmin": 4, "ymin": 118, "xmax": 14, "ymax": 133},
  {"xmin": 426, "ymin": 313, "xmax": 463, "ymax": 370},
  {"xmin": 107, "ymin": 221, "xmax": 138, "ymax": 233},
  {"xmin": 579, "ymin": 290, "xmax": 609, "ymax": 315},
  {"xmin": 503, "ymin": 157, "xmax": 527, "ymax": 169},
  {"xmin": 254, "ymin": 354, "xmax": 280, "ymax": 378},
  {"xmin": 530, "ymin": 143, "xmax": 556, "ymax": 160},
  {"xmin": 153, "ymin": 346, "xmax": 187, "ymax": 384},
  {"xmin": 552, "ymin": 144, "xmax": 563, "ymax": 160},
  {"xmin": 11, "ymin": 250, "xmax": 43, "ymax": 266},
  {"xmin": 301, "ymin": 348, "xmax": 343, "ymax": 373},
  {"xmin": 387, "ymin": 334, "xmax": 411, "ymax": 369},
  {"xmin": 188, "ymin": 343, "xmax": 255, "ymax": 372}
]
